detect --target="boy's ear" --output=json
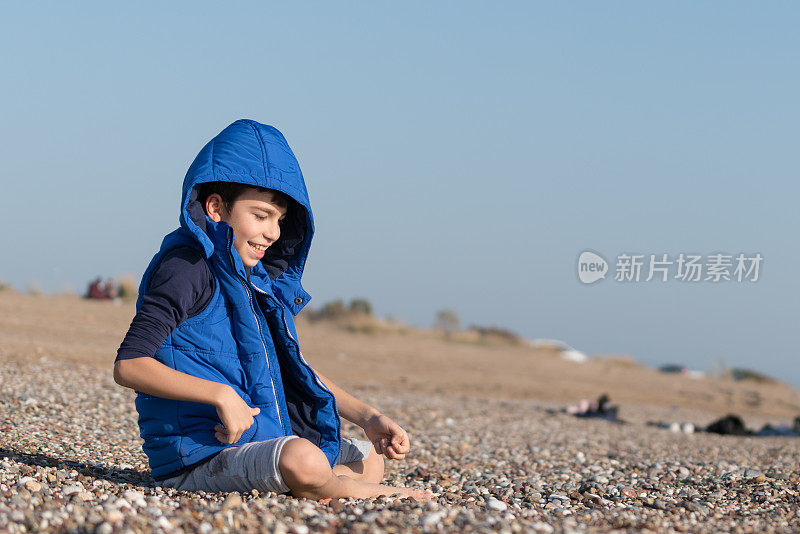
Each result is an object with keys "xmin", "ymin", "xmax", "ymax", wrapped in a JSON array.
[{"xmin": 205, "ymin": 193, "xmax": 225, "ymax": 223}]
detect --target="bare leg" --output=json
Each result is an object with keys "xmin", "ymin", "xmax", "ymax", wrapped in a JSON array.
[
  {"xmin": 331, "ymin": 444, "xmax": 384, "ymax": 483},
  {"xmin": 279, "ymin": 438, "xmax": 430, "ymax": 501}
]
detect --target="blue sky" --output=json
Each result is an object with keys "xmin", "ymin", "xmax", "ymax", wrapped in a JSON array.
[{"xmin": 2, "ymin": 3, "xmax": 798, "ymax": 385}]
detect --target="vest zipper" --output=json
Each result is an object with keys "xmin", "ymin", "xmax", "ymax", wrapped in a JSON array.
[
  {"xmin": 249, "ymin": 283, "xmax": 343, "ymax": 464},
  {"xmin": 227, "ymin": 247, "xmax": 285, "ymax": 434}
]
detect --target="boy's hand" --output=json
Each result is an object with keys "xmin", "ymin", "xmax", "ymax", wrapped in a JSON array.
[
  {"xmin": 213, "ymin": 386, "xmax": 261, "ymax": 445},
  {"xmin": 360, "ymin": 413, "xmax": 411, "ymax": 460}
]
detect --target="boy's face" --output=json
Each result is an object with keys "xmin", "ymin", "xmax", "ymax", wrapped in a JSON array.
[{"xmin": 205, "ymin": 188, "xmax": 287, "ymax": 268}]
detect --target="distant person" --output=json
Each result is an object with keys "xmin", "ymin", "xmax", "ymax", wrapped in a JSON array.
[
  {"xmin": 113, "ymin": 120, "xmax": 429, "ymax": 501},
  {"xmin": 105, "ymin": 278, "xmax": 118, "ymax": 299},
  {"xmin": 86, "ymin": 276, "xmax": 107, "ymax": 300}
]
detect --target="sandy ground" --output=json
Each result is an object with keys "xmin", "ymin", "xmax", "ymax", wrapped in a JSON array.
[{"xmin": 2, "ymin": 292, "xmax": 798, "ymax": 424}]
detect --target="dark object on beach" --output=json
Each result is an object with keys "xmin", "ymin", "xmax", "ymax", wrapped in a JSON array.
[
  {"xmin": 705, "ymin": 414, "xmax": 800, "ymax": 437},
  {"xmin": 706, "ymin": 414, "xmax": 752, "ymax": 436},
  {"xmin": 85, "ymin": 277, "xmax": 109, "ymax": 300},
  {"xmin": 658, "ymin": 364, "xmax": 686, "ymax": 374},
  {"xmin": 567, "ymin": 393, "xmax": 620, "ymax": 422},
  {"xmin": 755, "ymin": 416, "xmax": 800, "ymax": 437}
]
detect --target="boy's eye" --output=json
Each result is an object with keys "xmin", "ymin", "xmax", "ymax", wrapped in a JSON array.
[{"xmin": 254, "ymin": 214, "xmax": 267, "ymax": 221}]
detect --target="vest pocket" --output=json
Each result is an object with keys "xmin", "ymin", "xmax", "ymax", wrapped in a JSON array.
[
  {"xmin": 177, "ymin": 400, "xmax": 222, "ymax": 453},
  {"xmin": 176, "ymin": 397, "xmax": 261, "ymax": 453}
]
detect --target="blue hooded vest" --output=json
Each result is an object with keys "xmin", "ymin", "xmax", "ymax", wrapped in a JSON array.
[{"xmin": 134, "ymin": 119, "xmax": 341, "ymax": 481}]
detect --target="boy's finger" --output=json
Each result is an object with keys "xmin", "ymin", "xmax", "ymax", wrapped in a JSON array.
[
  {"xmin": 396, "ymin": 439, "xmax": 410, "ymax": 454},
  {"xmin": 391, "ymin": 434, "xmax": 409, "ymax": 454},
  {"xmin": 386, "ymin": 445, "xmax": 405, "ymax": 460}
]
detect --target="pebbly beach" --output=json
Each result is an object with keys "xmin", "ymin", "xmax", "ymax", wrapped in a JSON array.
[{"xmin": 1, "ymin": 292, "xmax": 799, "ymax": 533}]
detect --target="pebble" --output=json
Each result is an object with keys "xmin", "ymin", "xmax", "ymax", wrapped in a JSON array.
[
  {"xmin": 25, "ymin": 479, "xmax": 42, "ymax": 493},
  {"xmin": 106, "ymin": 509, "xmax": 125, "ymax": 522},
  {"xmin": 122, "ymin": 489, "xmax": 146, "ymax": 507},
  {"xmin": 156, "ymin": 516, "xmax": 175, "ymax": 530},
  {"xmin": 681, "ymin": 500, "xmax": 710, "ymax": 514},
  {"xmin": 486, "ymin": 498, "xmax": 508, "ymax": 511},
  {"xmin": 328, "ymin": 498, "xmax": 346, "ymax": 513},
  {"xmin": 222, "ymin": 493, "xmax": 243, "ymax": 509},
  {"xmin": 112, "ymin": 497, "xmax": 133, "ymax": 510},
  {"xmin": 144, "ymin": 505, "xmax": 163, "ymax": 516},
  {"xmin": 62, "ymin": 484, "xmax": 83, "ymax": 496},
  {"xmin": 421, "ymin": 510, "xmax": 447, "ymax": 526}
]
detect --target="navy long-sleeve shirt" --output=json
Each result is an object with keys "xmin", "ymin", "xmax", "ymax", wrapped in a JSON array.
[{"xmin": 116, "ymin": 247, "xmax": 215, "ymax": 361}]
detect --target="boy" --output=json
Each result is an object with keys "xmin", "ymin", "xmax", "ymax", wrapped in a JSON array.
[{"xmin": 114, "ymin": 119, "xmax": 430, "ymax": 501}]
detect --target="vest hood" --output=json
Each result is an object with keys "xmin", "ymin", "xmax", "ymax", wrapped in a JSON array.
[{"xmin": 179, "ymin": 119, "xmax": 313, "ymax": 314}]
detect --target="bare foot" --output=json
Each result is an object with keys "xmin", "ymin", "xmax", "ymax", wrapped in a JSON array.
[{"xmin": 285, "ymin": 458, "xmax": 433, "ymax": 502}]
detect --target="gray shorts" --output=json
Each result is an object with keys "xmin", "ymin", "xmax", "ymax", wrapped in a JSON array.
[{"xmin": 157, "ymin": 436, "xmax": 373, "ymax": 494}]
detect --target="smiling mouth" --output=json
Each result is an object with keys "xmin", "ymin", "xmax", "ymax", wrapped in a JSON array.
[{"xmin": 248, "ymin": 242, "xmax": 268, "ymax": 253}]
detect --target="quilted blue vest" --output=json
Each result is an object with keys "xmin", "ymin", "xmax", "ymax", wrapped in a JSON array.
[{"xmin": 134, "ymin": 119, "xmax": 341, "ymax": 481}]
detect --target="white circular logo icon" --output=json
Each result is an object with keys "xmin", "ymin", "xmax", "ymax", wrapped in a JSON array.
[{"xmin": 577, "ymin": 251, "xmax": 608, "ymax": 284}]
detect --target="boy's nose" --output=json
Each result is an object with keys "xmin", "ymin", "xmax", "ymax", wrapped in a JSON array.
[{"xmin": 264, "ymin": 222, "xmax": 280, "ymax": 243}]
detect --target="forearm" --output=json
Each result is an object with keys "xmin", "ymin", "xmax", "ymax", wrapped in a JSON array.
[
  {"xmin": 315, "ymin": 370, "xmax": 380, "ymax": 426},
  {"xmin": 114, "ymin": 357, "xmax": 228, "ymax": 406}
]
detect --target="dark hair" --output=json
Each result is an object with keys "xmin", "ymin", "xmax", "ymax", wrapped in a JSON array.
[{"xmin": 196, "ymin": 181, "xmax": 290, "ymax": 215}]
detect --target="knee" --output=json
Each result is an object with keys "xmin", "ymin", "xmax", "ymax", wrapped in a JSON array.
[
  {"xmin": 364, "ymin": 444, "xmax": 385, "ymax": 482},
  {"xmin": 278, "ymin": 438, "xmax": 332, "ymax": 490}
]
